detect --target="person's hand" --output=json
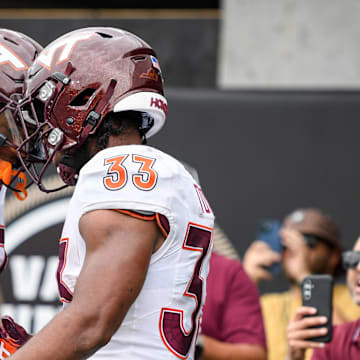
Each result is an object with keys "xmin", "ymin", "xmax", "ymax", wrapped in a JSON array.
[
  {"xmin": 287, "ymin": 306, "xmax": 327, "ymax": 360},
  {"xmin": 281, "ymin": 228, "xmax": 311, "ymax": 284},
  {"xmin": 243, "ymin": 240, "xmax": 281, "ymax": 284},
  {"xmin": 0, "ymin": 316, "xmax": 31, "ymax": 357}
]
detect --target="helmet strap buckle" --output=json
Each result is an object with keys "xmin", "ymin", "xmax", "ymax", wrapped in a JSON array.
[
  {"xmin": 85, "ymin": 110, "xmax": 101, "ymax": 128},
  {"xmin": 0, "ymin": 134, "xmax": 8, "ymax": 147}
]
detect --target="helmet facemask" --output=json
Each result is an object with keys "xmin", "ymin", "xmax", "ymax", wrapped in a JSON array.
[{"xmin": 15, "ymin": 67, "xmax": 75, "ymax": 193}]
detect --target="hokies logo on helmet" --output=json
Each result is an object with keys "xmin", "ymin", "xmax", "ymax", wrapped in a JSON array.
[
  {"xmin": 0, "ymin": 42, "xmax": 28, "ymax": 71},
  {"xmin": 150, "ymin": 96, "xmax": 168, "ymax": 115},
  {"xmin": 35, "ymin": 32, "xmax": 94, "ymax": 70}
]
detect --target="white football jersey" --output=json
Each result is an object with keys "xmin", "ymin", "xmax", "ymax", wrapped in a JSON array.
[{"xmin": 57, "ymin": 145, "xmax": 214, "ymax": 359}]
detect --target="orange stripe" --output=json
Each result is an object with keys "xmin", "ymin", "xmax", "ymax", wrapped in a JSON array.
[
  {"xmin": 115, "ymin": 209, "xmax": 156, "ymax": 221},
  {"xmin": 156, "ymin": 213, "xmax": 169, "ymax": 239}
]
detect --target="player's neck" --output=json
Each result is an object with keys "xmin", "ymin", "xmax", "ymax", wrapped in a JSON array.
[{"xmin": 106, "ymin": 131, "xmax": 142, "ymax": 148}]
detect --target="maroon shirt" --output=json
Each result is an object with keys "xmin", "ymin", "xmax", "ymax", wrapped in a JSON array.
[
  {"xmin": 201, "ymin": 252, "xmax": 267, "ymax": 348},
  {"xmin": 312, "ymin": 318, "xmax": 360, "ymax": 359}
]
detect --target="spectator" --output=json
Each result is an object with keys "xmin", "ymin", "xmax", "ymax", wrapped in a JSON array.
[
  {"xmin": 287, "ymin": 235, "xmax": 360, "ymax": 360},
  {"xmin": 197, "ymin": 250, "xmax": 267, "ymax": 360},
  {"xmin": 243, "ymin": 208, "xmax": 360, "ymax": 360}
]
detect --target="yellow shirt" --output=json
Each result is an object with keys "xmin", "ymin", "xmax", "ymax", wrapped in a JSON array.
[{"xmin": 261, "ymin": 283, "xmax": 360, "ymax": 360}]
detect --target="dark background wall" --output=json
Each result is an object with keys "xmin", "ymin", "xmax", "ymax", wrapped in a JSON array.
[{"xmin": 0, "ymin": 13, "xmax": 219, "ymax": 87}]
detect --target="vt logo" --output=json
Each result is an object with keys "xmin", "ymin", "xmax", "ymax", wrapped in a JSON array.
[
  {"xmin": 0, "ymin": 42, "xmax": 28, "ymax": 71},
  {"xmin": 36, "ymin": 32, "xmax": 94, "ymax": 70}
]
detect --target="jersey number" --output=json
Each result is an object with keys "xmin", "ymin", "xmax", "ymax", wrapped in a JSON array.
[
  {"xmin": 103, "ymin": 154, "xmax": 157, "ymax": 191},
  {"xmin": 159, "ymin": 223, "xmax": 212, "ymax": 359}
]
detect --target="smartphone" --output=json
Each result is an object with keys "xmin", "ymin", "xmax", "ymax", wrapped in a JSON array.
[
  {"xmin": 301, "ymin": 274, "xmax": 333, "ymax": 343},
  {"xmin": 256, "ymin": 220, "xmax": 282, "ymax": 275}
]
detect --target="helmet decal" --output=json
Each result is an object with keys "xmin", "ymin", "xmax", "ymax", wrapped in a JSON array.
[
  {"xmin": 140, "ymin": 68, "xmax": 160, "ymax": 82},
  {"xmin": 36, "ymin": 32, "xmax": 95, "ymax": 70},
  {"xmin": 150, "ymin": 55, "xmax": 161, "ymax": 72},
  {"xmin": 149, "ymin": 96, "xmax": 168, "ymax": 115},
  {"xmin": 0, "ymin": 42, "xmax": 28, "ymax": 71}
]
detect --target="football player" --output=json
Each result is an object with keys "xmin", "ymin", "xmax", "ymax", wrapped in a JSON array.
[
  {"xmin": 0, "ymin": 28, "xmax": 42, "ymax": 356},
  {"xmin": 0, "ymin": 29, "xmax": 43, "ymax": 198},
  {"xmin": 6, "ymin": 27, "xmax": 214, "ymax": 359}
]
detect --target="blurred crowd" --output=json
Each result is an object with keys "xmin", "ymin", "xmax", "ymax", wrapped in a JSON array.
[{"xmin": 196, "ymin": 207, "xmax": 360, "ymax": 360}]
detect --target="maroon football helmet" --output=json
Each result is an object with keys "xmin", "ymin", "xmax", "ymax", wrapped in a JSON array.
[
  {"xmin": 0, "ymin": 29, "xmax": 42, "ymax": 197},
  {"xmin": 18, "ymin": 27, "xmax": 167, "ymax": 191}
]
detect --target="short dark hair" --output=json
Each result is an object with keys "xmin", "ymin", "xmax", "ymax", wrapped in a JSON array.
[{"xmin": 94, "ymin": 111, "xmax": 144, "ymax": 150}]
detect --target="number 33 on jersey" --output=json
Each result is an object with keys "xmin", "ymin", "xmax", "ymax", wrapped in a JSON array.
[{"xmin": 103, "ymin": 154, "xmax": 158, "ymax": 191}]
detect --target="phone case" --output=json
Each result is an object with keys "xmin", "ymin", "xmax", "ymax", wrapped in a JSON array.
[
  {"xmin": 302, "ymin": 274, "xmax": 333, "ymax": 342},
  {"xmin": 257, "ymin": 220, "xmax": 282, "ymax": 274}
]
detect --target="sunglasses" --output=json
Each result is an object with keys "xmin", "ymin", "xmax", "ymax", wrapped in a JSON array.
[
  {"xmin": 302, "ymin": 234, "xmax": 319, "ymax": 248},
  {"xmin": 302, "ymin": 234, "xmax": 337, "ymax": 250},
  {"xmin": 342, "ymin": 251, "xmax": 360, "ymax": 270}
]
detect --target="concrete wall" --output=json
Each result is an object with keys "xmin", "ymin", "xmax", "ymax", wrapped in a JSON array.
[{"xmin": 219, "ymin": 0, "xmax": 360, "ymax": 88}]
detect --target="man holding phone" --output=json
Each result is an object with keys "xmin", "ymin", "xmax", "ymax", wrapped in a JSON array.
[
  {"xmin": 243, "ymin": 208, "xmax": 360, "ymax": 360},
  {"xmin": 287, "ymin": 236, "xmax": 360, "ymax": 360}
]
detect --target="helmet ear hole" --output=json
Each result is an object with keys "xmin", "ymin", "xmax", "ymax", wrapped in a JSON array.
[{"xmin": 70, "ymin": 88, "xmax": 96, "ymax": 107}]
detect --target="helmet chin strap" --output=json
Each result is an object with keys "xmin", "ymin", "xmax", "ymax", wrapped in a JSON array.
[{"xmin": 57, "ymin": 143, "xmax": 92, "ymax": 186}]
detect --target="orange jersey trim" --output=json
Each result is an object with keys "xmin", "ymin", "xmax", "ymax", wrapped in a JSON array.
[
  {"xmin": 115, "ymin": 210, "xmax": 170, "ymax": 239},
  {"xmin": 115, "ymin": 209, "xmax": 156, "ymax": 221}
]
